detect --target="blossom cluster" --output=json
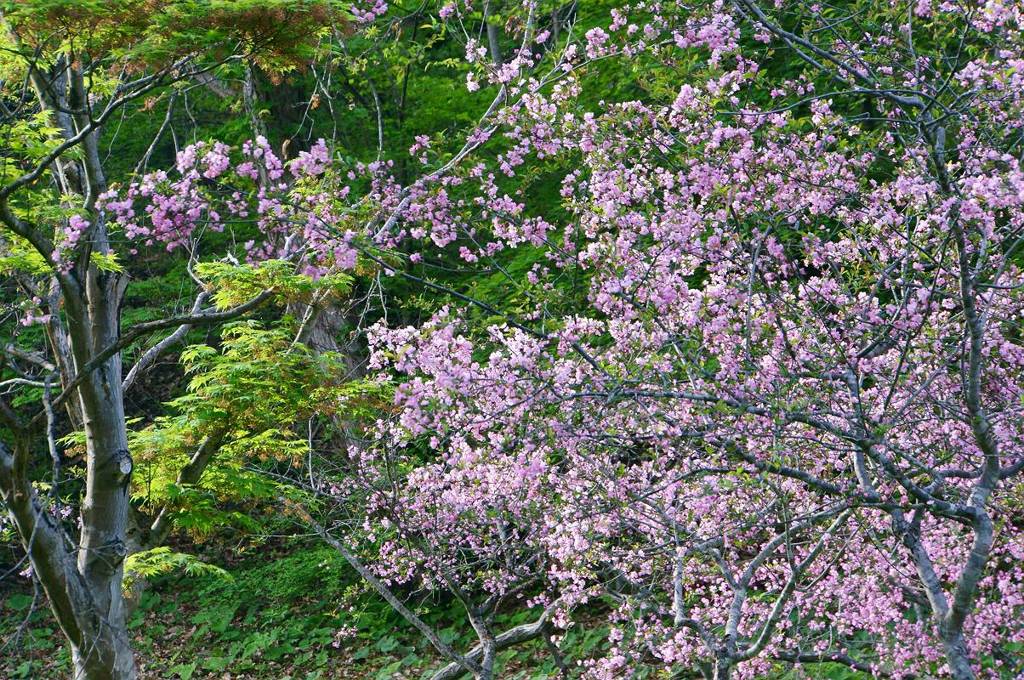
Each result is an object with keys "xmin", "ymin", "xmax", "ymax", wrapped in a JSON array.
[{"xmin": 99, "ymin": 1, "xmax": 1024, "ymax": 676}]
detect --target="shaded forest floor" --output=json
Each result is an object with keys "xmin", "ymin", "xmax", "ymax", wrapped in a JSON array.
[{"xmin": 0, "ymin": 543, "xmax": 604, "ymax": 679}]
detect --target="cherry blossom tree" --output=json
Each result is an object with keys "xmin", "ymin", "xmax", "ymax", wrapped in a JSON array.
[
  {"xmin": 88, "ymin": 0, "xmax": 1024, "ymax": 678},
  {"xmin": 346, "ymin": 1, "xmax": 1024, "ymax": 677}
]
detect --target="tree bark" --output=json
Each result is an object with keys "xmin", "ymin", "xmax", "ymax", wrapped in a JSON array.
[
  {"xmin": 940, "ymin": 628, "xmax": 976, "ymax": 680},
  {"xmin": 483, "ymin": 1, "xmax": 503, "ymax": 66},
  {"xmin": 65, "ymin": 269, "xmax": 137, "ymax": 680}
]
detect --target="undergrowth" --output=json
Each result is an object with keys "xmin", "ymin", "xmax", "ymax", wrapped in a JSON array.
[{"xmin": 0, "ymin": 543, "xmax": 606, "ymax": 679}]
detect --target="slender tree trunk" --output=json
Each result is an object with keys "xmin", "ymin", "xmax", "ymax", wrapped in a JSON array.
[
  {"xmin": 70, "ymin": 389, "xmax": 135, "ymax": 680},
  {"xmin": 70, "ymin": 627, "xmax": 136, "ymax": 680},
  {"xmin": 483, "ymin": 1, "xmax": 503, "ymax": 65},
  {"xmin": 940, "ymin": 628, "xmax": 975, "ymax": 680},
  {"xmin": 63, "ymin": 270, "xmax": 137, "ymax": 680},
  {"xmin": 1, "ymin": 293, "xmax": 139, "ymax": 680}
]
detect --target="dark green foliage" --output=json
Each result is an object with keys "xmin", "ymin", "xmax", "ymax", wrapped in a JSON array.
[{"xmin": 1, "ymin": 545, "xmax": 605, "ymax": 678}]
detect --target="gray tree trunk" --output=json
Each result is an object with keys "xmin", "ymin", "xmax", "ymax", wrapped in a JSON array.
[{"xmin": 66, "ymin": 271, "xmax": 136, "ymax": 680}]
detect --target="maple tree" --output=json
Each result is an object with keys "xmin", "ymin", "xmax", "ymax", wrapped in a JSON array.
[
  {"xmin": 320, "ymin": 1, "xmax": 1024, "ymax": 678},
  {"xmin": 0, "ymin": 2, "xmax": 346, "ymax": 678}
]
